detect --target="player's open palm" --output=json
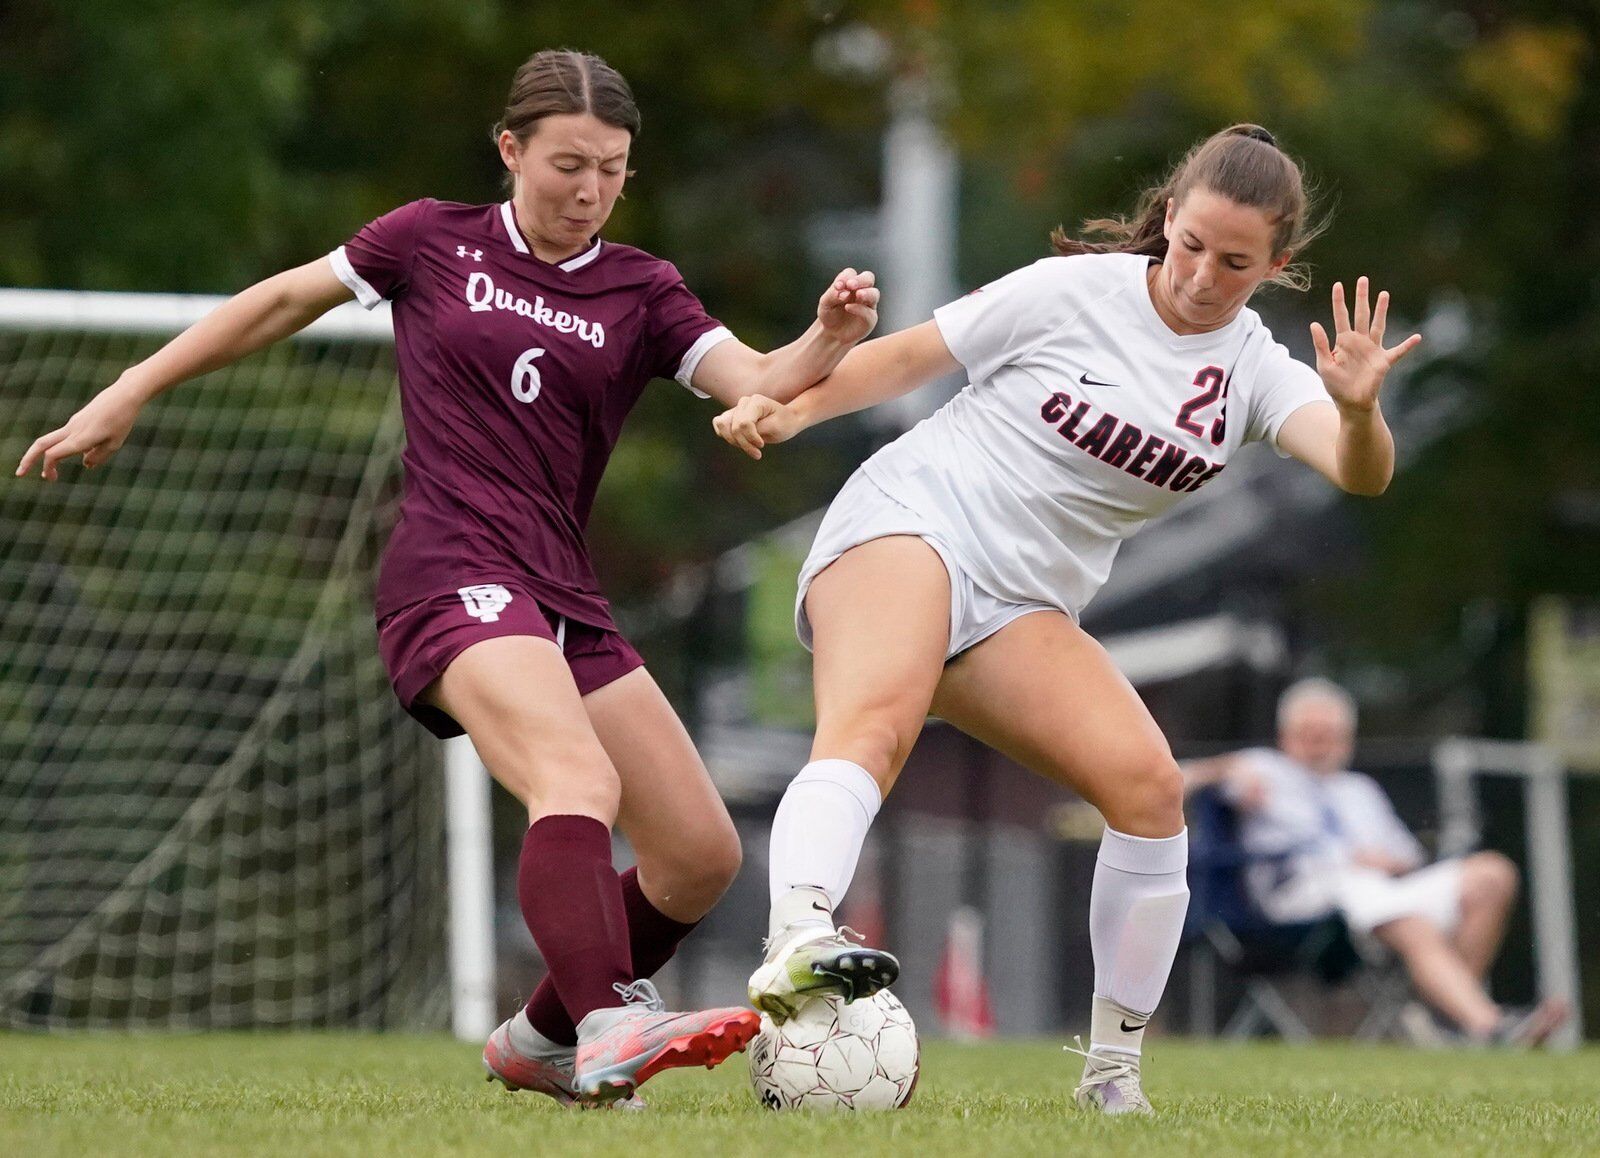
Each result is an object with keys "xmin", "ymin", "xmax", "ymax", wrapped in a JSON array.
[
  {"xmin": 1309, "ymin": 276, "xmax": 1421, "ymax": 412},
  {"xmin": 16, "ymin": 382, "xmax": 144, "ymax": 481},
  {"xmin": 713, "ymin": 393, "xmax": 801, "ymax": 460},
  {"xmin": 816, "ymin": 268, "xmax": 879, "ymax": 346}
]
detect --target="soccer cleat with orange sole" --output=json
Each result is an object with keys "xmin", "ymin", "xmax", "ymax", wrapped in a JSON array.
[
  {"xmin": 573, "ymin": 980, "xmax": 760, "ymax": 1105},
  {"xmin": 482, "ymin": 1017, "xmax": 578, "ymax": 1106},
  {"xmin": 483, "ymin": 1015, "xmax": 649, "ymax": 1110}
]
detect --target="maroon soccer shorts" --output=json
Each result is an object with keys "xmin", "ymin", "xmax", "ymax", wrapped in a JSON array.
[{"xmin": 376, "ymin": 580, "xmax": 645, "ymax": 739}]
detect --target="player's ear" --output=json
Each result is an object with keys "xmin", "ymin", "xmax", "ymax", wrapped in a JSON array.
[
  {"xmin": 1162, "ymin": 197, "xmax": 1176, "ymax": 243},
  {"xmin": 496, "ymin": 130, "xmax": 522, "ymax": 175}
]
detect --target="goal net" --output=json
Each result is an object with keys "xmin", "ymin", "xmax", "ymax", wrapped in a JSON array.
[{"xmin": 0, "ymin": 290, "xmax": 449, "ymax": 1030}]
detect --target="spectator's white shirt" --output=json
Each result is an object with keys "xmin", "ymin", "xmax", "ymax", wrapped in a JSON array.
[
  {"xmin": 1227, "ymin": 748, "xmax": 1426, "ymax": 924},
  {"xmin": 859, "ymin": 253, "xmax": 1329, "ymax": 616},
  {"xmin": 1318, "ymin": 767, "xmax": 1426, "ymax": 869}
]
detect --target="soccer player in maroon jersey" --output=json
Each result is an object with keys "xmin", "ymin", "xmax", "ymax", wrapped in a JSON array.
[{"xmin": 17, "ymin": 49, "xmax": 880, "ymax": 1106}]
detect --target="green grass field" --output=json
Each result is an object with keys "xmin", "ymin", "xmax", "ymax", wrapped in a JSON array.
[{"xmin": 3, "ymin": 1033, "xmax": 1596, "ymax": 1157}]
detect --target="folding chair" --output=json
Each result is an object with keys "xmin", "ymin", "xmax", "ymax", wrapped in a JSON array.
[{"xmin": 1184, "ymin": 785, "xmax": 1411, "ymax": 1041}]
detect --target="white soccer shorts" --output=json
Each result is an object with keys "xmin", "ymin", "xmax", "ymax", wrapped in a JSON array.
[{"xmin": 795, "ymin": 468, "xmax": 1059, "ymax": 661}]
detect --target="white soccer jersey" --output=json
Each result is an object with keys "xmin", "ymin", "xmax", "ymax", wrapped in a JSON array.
[{"xmin": 858, "ymin": 252, "xmax": 1330, "ymax": 616}]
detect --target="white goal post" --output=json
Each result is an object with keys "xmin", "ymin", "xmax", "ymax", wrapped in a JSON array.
[
  {"xmin": 1433, "ymin": 738, "xmax": 1584, "ymax": 1051},
  {"xmin": 0, "ymin": 287, "xmax": 493, "ymax": 1038}
]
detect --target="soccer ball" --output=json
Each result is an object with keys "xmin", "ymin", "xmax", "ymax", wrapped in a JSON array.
[{"xmin": 747, "ymin": 990, "xmax": 919, "ymax": 1112}]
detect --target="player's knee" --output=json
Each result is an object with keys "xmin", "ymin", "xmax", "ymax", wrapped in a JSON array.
[
  {"xmin": 1103, "ymin": 754, "xmax": 1186, "ymax": 838},
  {"xmin": 544, "ymin": 772, "xmax": 622, "ymax": 822},
  {"xmin": 647, "ymin": 822, "xmax": 742, "ymax": 913},
  {"xmin": 816, "ymin": 711, "xmax": 915, "ymax": 785},
  {"xmin": 698, "ymin": 823, "xmax": 744, "ymax": 897},
  {"xmin": 503, "ymin": 736, "xmax": 621, "ymax": 818}
]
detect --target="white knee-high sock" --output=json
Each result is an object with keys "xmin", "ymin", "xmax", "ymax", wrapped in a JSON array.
[
  {"xmin": 767, "ymin": 759, "xmax": 882, "ymax": 936},
  {"xmin": 1088, "ymin": 826, "xmax": 1189, "ymax": 1053}
]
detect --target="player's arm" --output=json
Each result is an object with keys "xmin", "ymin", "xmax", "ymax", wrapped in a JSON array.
[
  {"xmin": 16, "ymin": 258, "xmax": 355, "ymax": 480},
  {"xmin": 1278, "ymin": 277, "xmax": 1419, "ymax": 497},
  {"xmin": 1277, "ymin": 400, "xmax": 1395, "ymax": 497},
  {"xmin": 689, "ymin": 269, "xmax": 879, "ymax": 408},
  {"xmin": 711, "ymin": 320, "xmax": 959, "ymax": 459}
]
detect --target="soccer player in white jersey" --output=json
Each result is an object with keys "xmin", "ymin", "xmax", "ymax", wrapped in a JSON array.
[{"xmin": 714, "ymin": 124, "xmax": 1422, "ymax": 1115}]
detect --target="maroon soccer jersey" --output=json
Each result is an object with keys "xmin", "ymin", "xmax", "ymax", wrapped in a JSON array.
[{"xmin": 331, "ymin": 199, "xmax": 729, "ymax": 628}]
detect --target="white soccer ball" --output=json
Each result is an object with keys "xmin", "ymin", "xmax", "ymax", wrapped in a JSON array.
[{"xmin": 748, "ymin": 990, "xmax": 919, "ymax": 1112}]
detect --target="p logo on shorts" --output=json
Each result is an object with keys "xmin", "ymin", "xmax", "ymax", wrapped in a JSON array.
[{"xmin": 458, "ymin": 584, "xmax": 513, "ymax": 623}]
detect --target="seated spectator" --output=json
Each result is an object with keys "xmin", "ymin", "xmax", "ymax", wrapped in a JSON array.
[{"xmin": 1185, "ymin": 678, "xmax": 1567, "ymax": 1045}]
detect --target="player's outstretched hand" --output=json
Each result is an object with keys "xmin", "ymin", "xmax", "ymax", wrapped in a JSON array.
[
  {"xmin": 712, "ymin": 393, "xmax": 803, "ymax": 460},
  {"xmin": 15, "ymin": 381, "xmax": 145, "ymax": 481},
  {"xmin": 817, "ymin": 268, "xmax": 879, "ymax": 346},
  {"xmin": 1309, "ymin": 277, "xmax": 1422, "ymax": 413}
]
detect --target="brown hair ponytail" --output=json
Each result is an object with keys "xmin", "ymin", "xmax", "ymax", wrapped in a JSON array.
[{"xmin": 1050, "ymin": 124, "xmax": 1326, "ymax": 291}]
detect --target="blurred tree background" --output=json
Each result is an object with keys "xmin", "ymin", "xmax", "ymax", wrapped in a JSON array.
[{"xmin": 2, "ymin": 0, "xmax": 1595, "ymax": 734}]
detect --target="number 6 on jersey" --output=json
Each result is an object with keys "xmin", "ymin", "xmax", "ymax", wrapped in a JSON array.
[{"xmin": 512, "ymin": 346, "xmax": 546, "ymax": 403}]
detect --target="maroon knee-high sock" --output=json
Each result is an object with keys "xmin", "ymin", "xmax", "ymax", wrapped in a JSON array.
[
  {"xmin": 517, "ymin": 815, "xmax": 632, "ymax": 1032},
  {"xmin": 524, "ymin": 865, "xmax": 701, "ymax": 1046}
]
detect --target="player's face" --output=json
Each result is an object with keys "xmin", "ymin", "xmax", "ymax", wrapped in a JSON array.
[
  {"xmin": 1155, "ymin": 187, "xmax": 1291, "ymax": 333},
  {"xmin": 499, "ymin": 113, "xmax": 632, "ymax": 258},
  {"xmin": 1279, "ymin": 699, "xmax": 1355, "ymax": 775}
]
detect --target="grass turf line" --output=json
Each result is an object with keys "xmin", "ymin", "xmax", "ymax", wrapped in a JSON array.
[{"xmin": 3, "ymin": 1033, "xmax": 1597, "ymax": 1157}]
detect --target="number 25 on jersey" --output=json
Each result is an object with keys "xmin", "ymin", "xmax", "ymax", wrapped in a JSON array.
[{"xmin": 1175, "ymin": 365, "xmax": 1228, "ymax": 446}]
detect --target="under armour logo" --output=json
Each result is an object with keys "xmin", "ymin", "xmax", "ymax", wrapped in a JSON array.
[
  {"xmin": 458, "ymin": 584, "xmax": 512, "ymax": 622},
  {"xmin": 457, "ymin": 246, "xmax": 483, "ymax": 261}
]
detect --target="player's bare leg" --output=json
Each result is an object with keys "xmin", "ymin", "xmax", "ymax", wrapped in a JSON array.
[
  {"xmin": 558, "ymin": 666, "xmax": 750, "ymax": 1107},
  {"xmin": 751, "ymin": 537, "xmax": 949, "ymax": 1020},
  {"xmin": 931, "ymin": 611, "xmax": 1189, "ymax": 1115},
  {"xmin": 1451, "ymin": 851, "xmax": 1518, "ymax": 980},
  {"xmin": 805, "ymin": 537, "xmax": 951, "ymax": 794},
  {"xmin": 431, "ymin": 636, "xmax": 622, "ymax": 825},
  {"xmin": 593, "ymin": 668, "xmax": 743, "ymax": 926},
  {"xmin": 480, "ymin": 666, "xmax": 745, "ymax": 1108},
  {"xmin": 429, "ymin": 637, "xmax": 618, "ymax": 1103},
  {"xmin": 430, "ymin": 639, "xmax": 755, "ymax": 1105},
  {"xmin": 932, "ymin": 611, "xmax": 1186, "ymax": 840}
]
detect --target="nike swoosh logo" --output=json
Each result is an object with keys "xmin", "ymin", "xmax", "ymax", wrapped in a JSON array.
[
  {"xmin": 1079, "ymin": 371, "xmax": 1121, "ymax": 388},
  {"xmin": 811, "ymin": 901, "xmax": 830, "ymax": 914},
  {"xmin": 1120, "ymin": 1019, "xmax": 1147, "ymax": 1033}
]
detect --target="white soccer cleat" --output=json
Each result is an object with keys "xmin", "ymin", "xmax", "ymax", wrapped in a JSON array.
[
  {"xmin": 1067, "ymin": 1038, "xmax": 1153, "ymax": 1116},
  {"xmin": 747, "ymin": 924, "xmax": 900, "ymax": 1024}
]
